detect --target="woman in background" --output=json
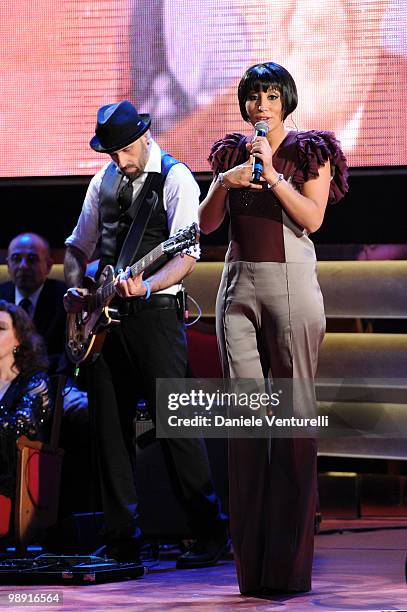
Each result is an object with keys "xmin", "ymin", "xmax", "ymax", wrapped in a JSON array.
[
  {"xmin": 199, "ymin": 62, "xmax": 348, "ymax": 594},
  {"xmin": 0, "ymin": 300, "xmax": 50, "ymax": 528}
]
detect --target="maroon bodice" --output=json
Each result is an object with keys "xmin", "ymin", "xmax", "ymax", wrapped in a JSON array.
[
  {"xmin": 208, "ymin": 129, "xmax": 349, "ymax": 264},
  {"xmin": 227, "ymin": 131, "xmax": 299, "ymax": 262}
]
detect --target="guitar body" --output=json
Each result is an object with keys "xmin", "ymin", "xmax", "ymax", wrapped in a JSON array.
[
  {"xmin": 66, "ymin": 223, "xmax": 199, "ymax": 364},
  {"xmin": 66, "ymin": 266, "xmax": 118, "ymax": 364}
]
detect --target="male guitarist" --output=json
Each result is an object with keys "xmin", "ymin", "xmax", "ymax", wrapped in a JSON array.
[{"xmin": 63, "ymin": 101, "xmax": 228, "ymax": 567}]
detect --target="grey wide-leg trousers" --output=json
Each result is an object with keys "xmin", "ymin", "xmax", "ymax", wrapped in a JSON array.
[{"xmin": 216, "ymin": 261, "xmax": 325, "ymax": 593}]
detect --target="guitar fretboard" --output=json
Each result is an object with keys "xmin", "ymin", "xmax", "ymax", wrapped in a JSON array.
[{"xmin": 97, "ymin": 243, "xmax": 165, "ymax": 306}]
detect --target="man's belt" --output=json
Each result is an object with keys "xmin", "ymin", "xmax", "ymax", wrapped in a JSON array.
[{"xmin": 118, "ymin": 293, "xmax": 178, "ymax": 316}]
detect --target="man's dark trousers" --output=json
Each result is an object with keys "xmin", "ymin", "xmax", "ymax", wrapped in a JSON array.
[{"xmin": 87, "ymin": 296, "xmax": 226, "ymax": 547}]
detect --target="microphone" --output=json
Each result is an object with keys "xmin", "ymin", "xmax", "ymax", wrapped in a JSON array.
[{"xmin": 251, "ymin": 121, "xmax": 269, "ymax": 183}]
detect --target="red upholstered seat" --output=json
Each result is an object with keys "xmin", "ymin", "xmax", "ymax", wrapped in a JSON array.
[
  {"xmin": 0, "ymin": 495, "xmax": 11, "ymax": 538},
  {"xmin": 187, "ymin": 325, "xmax": 223, "ymax": 378}
]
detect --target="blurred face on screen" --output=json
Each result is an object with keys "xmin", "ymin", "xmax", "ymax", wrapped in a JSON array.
[
  {"xmin": 109, "ymin": 133, "xmax": 151, "ymax": 180},
  {"xmin": 242, "ymin": 0, "xmax": 389, "ymax": 131},
  {"xmin": 158, "ymin": 0, "xmax": 401, "ymax": 168}
]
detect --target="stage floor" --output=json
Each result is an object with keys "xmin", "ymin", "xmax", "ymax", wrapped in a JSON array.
[{"xmin": 0, "ymin": 522, "xmax": 406, "ymax": 611}]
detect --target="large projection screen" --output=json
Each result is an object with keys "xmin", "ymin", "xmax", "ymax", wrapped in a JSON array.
[{"xmin": 1, "ymin": 0, "xmax": 406, "ymax": 177}]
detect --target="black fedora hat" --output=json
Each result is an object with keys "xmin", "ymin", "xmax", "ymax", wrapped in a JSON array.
[{"xmin": 90, "ymin": 100, "xmax": 151, "ymax": 153}]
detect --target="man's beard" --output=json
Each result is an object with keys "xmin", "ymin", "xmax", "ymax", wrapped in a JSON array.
[{"xmin": 122, "ymin": 167, "xmax": 142, "ymax": 180}]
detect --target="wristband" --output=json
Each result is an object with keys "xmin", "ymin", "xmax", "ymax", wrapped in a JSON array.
[
  {"xmin": 142, "ymin": 279, "xmax": 151, "ymax": 300},
  {"xmin": 269, "ymin": 173, "xmax": 284, "ymax": 190},
  {"xmin": 218, "ymin": 172, "xmax": 229, "ymax": 191}
]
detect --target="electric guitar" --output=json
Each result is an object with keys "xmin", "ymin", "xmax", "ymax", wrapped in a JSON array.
[{"xmin": 66, "ymin": 222, "xmax": 199, "ymax": 364}]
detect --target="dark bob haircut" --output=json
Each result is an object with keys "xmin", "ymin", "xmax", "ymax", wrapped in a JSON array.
[
  {"xmin": 0, "ymin": 300, "xmax": 49, "ymax": 376},
  {"xmin": 238, "ymin": 62, "xmax": 298, "ymax": 122}
]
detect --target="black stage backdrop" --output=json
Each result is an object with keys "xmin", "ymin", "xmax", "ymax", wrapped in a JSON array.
[{"xmin": 0, "ymin": 169, "xmax": 406, "ymax": 254}]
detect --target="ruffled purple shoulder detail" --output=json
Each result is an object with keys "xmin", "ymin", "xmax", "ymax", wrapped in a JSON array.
[
  {"xmin": 293, "ymin": 131, "xmax": 349, "ymax": 205},
  {"xmin": 208, "ymin": 133, "xmax": 250, "ymax": 175}
]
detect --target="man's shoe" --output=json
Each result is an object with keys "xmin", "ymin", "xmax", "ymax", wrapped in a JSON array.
[{"xmin": 176, "ymin": 536, "xmax": 231, "ymax": 569}]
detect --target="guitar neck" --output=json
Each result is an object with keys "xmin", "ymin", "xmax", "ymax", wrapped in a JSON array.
[
  {"xmin": 98, "ymin": 243, "xmax": 165, "ymax": 306},
  {"xmin": 130, "ymin": 243, "xmax": 164, "ymax": 277}
]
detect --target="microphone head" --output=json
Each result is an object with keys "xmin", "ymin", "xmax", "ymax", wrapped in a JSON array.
[{"xmin": 254, "ymin": 121, "xmax": 269, "ymax": 135}]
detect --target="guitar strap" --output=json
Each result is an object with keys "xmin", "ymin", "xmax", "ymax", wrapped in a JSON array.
[
  {"xmin": 115, "ymin": 152, "xmax": 180, "ymax": 272},
  {"xmin": 115, "ymin": 173, "xmax": 158, "ymax": 273}
]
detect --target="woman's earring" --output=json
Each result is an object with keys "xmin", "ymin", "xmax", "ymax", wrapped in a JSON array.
[{"xmin": 13, "ymin": 346, "xmax": 19, "ymax": 355}]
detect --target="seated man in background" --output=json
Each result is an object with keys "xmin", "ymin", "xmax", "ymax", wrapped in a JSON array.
[
  {"xmin": 0, "ymin": 233, "xmax": 67, "ymax": 374},
  {"xmin": 0, "ymin": 232, "xmax": 87, "ymax": 415},
  {"xmin": 0, "ymin": 232, "xmax": 92, "ymax": 521}
]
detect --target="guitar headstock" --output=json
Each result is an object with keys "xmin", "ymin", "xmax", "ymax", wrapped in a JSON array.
[{"xmin": 164, "ymin": 222, "xmax": 200, "ymax": 256}]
